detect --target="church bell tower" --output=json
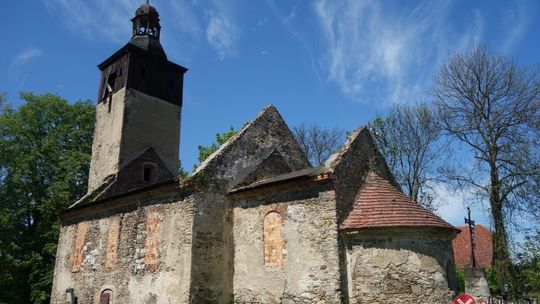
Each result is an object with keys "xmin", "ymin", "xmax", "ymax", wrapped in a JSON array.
[{"xmin": 88, "ymin": 2, "xmax": 187, "ymax": 193}]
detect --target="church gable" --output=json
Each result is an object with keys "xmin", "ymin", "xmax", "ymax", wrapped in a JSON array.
[
  {"xmin": 191, "ymin": 105, "xmax": 310, "ymax": 191},
  {"xmin": 324, "ymin": 126, "xmax": 398, "ymax": 223},
  {"xmin": 235, "ymin": 150, "xmax": 292, "ymax": 188},
  {"xmin": 69, "ymin": 147, "xmax": 175, "ymax": 209},
  {"xmin": 98, "ymin": 147, "xmax": 175, "ymax": 199}
]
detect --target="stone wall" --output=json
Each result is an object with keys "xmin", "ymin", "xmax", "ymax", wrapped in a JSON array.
[
  {"xmin": 189, "ymin": 189, "xmax": 234, "ymax": 303},
  {"xmin": 88, "ymin": 87, "xmax": 126, "ymax": 192},
  {"xmin": 345, "ymin": 232, "xmax": 456, "ymax": 304},
  {"xmin": 232, "ymin": 185, "xmax": 342, "ymax": 303},
  {"xmin": 87, "ymin": 88, "xmax": 181, "ymax": 192},
  {"xmin": 50, "ymin": 193, "xmax": 194, "ymax": 304},
  {"xmin": 119, "ymin": 89, "xmax": 180, "ymax": 175}
]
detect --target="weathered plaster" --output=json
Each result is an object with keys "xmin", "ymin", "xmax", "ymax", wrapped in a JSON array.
[
  {"xmin": 50, "ymin": 194, "xmax": 194, "ymax": 304},
  {"xmin": 346, "ymin": 232, "xmax": 457, "ymax": 304},
  {"xmin": 232, "ymin": 186, "xmax": 342, "ymax": 303}
]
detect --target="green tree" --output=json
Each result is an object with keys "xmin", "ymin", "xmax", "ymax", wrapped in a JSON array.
[
  {"xmin": 196, "ymin": 126, "xmax": 237, "ymax": 166},
  {"xmin": 433, "ymin": 45, "xmax": 540, "ymax": 290},
  {"xmin": 0, "ymin": 93, "xmax": 95, "ymax": 304},
  {"xmin": 516, "ymin": 230, "xmax": 540, "ymax": 296}
]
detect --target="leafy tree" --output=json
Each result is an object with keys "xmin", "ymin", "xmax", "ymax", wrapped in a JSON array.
[
  {"xmin": 433, "ymin": 45, "xmax": 540, "ymax": 289},
  {"xmin": 177, "ymin": 161, "xmax": 189, "ymax": 179},
  {"xmin": 292, "ymin": 123, "xmax": 345, "ymax": 166},
  {"xmin": 516, "ymin": 230, "xmax": 540, "ymax": 295},
  {"xmin": 369, "ymin": 103, "xmax": 444, "ymax": 211},
  {"xmin": 0, "ymin": 93, "xmax": 95, "ymax": 304},
  {"xmin": 196, "ymin": 126, "xmax": 237, "ymax": 165}
]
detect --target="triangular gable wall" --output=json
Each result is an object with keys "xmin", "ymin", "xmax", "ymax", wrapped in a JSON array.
[
  {"xmin": 325, "ymin": 126, "xmax": 397, "ymax": 223},
  {"xmin": 235, "ymin": 150, "xmax": 293, "ymax": 188},
  {"xmin": 191, "ymin": 105, "xmax": 310, "ymax": 191}
]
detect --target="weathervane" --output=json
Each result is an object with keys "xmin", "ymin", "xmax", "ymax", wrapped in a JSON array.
[{"xmin": 464, "ymin": 207, "xmax": 477, "ymax": 267}]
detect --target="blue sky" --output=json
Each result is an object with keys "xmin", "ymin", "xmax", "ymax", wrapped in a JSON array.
[{"xmin": 2, "ymin": 0, "xmax": 540, "ymax": 231}]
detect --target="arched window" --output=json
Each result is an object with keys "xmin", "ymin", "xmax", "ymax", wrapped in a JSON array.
[
  {"xmin": 99, "ymin": 289, "xmax": 113, "ymax": 304},
  {"xmin": 263, "ymin": 211, "xmax": 284, "ymax": 268}
]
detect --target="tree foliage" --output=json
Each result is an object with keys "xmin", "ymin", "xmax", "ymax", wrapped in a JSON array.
[
  {"xmin": 0, "ymin": 93, "xmax": 95, "ymax": 304},
  {"xmin": 369, "ymin": 103, "xmax": 443, "ymax": 211},
  {"xmin": 292, "ymin": 123, "xmax": 344, "ymax": 166},
  {"xmin": 196, "ymin": 126, "xmax": 238, "ymax": 165},
  {"xmin": 433, "ymin": 45, "xmax": 540, "ymax": 289},
  {"xmin": 516, "ymin": 230, "xmax": 540, "ymax": 294}
]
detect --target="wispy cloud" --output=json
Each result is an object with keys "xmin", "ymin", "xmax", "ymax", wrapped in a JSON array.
[
  {"xmin": 43, "ymin": 0, "xmax": 134, "ymax": 42},
  {"xmin": 12, "ymin": 48, "xmax": 44, "ymax": 66},
  {"xmin": 206, "ymin": 11, "xmax": 238, "ymax": 60},
  {"xmin": 313, "ymin": 0, "xmax": 483, "ymax": 104},
  {"xmin": 500, "ymin": 0, "xmax": 536, "ymax": 53},
  {"xmin": 9, "ymin": 47, "xmax": 44, "ymax": 88},
  {"xmin": 43, "ymin": 0, "xmax": 240, "ymax": 60},
  {"xmin": 433, "ymin": 182, "xmax": 492, "ymax": 228}
]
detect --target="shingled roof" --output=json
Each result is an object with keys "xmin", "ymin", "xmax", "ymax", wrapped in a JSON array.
[{"xmin": 340, "ymin": 171, "xmax": 457, "ymax": 232}]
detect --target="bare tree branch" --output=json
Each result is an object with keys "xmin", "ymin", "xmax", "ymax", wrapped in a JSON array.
[
  {"xmin": 292, "ymin": 123, "xmax": 345, "ymax": 166},
  {"xmin": 433, "ymin": 45, "xmax": 540, "ymax": 290}
]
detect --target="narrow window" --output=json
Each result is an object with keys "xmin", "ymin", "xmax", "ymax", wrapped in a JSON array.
[
  {"xmin": 103, "ymin": 72, "xmax": 117, "ymax": 112},
  {"xmin": 144, "ymin": 208, "xmax": 162, "ymax": 266},
  {"xmin": 105, "ymin": 217, "xmax": 120, "ymax": 269},
  {"xmin": 264, "ymin": 212, "xmax": 284, "ymax": 268},
  {"xmin": 143, "ymin": 163, "xmax": 156, "ymax": 183},
  {"xmin": 104, "ymin": 72, "xmax": 117, "ymax": 97},
  {"xmin": 72, "ymin": 221, "xmax": 88, "ymax": 272},
  {"xmin": 99, "ymin": 289, "xmax": 113, "ymax": 304}
]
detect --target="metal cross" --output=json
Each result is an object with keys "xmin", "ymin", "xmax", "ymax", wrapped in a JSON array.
[{"xmin": 464, "ymin": 207, "xmax": 477, "ymax": 267}]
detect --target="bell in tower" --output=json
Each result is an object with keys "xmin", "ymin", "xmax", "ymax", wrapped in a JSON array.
[
  {"xmin": 87, "ymin": 2, "xmax": 187, "ymax": 196},
  {"xmin": 132, "ymin": 1, "xmax": 161, "ymax": 39}
]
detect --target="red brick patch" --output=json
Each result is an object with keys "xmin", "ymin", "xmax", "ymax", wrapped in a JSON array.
[
  {"xmin": 105, "ymin": 217, "xmax": 120, "ymax": 268},
  {"xmin": 72, "ymin": 221, "xmax": 88, "ymax": 272},
  {"xmin": 144, "ymin": 206, "xmax": 163, "ymax": 267}
]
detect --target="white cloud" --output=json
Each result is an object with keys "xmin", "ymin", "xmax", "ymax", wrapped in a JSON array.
[
  {"xmin": 12, "ymin": 48, "xmax": 44, "ymax": 66},
  {"xmin": 500, "ymin": 0, "xmax": 536, "ymax": 53},
  {"xmin": 43, "ymin": 0, "xmax": 239, "ymax": 60},
  {"xmin": 43, "ymin": 0, "xmax": 134, "ymax": 42},
  {"xmin": 313, "ymin": 0, "xmax": 483, "ymax": 104},
  {"xmin": 206, "ymin": 12, "xmax": 238, "ymax": 60},
  {"xmin": 433, "ymin": 182, "xmax": 492, "ymax": 228}
]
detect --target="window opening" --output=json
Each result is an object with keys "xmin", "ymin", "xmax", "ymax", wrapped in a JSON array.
[
  {"xmin": 264, "ymin": 212, "xmax": 284, "ymax": 268},
  {"xmin": 103, "ymin": 72, "xmax": 117, "ymax": 112},
  {"xmin": 99, "ymin": 289, "xmax": 113, "ymax": 304},
  {"xmin": 143, "ymin": 163, "xmax": 156, "ymax": 183}
]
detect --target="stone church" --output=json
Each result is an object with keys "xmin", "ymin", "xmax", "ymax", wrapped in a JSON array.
[{"xmin": 51, "ymin": 3, "xmax": 459, "ymax": 304}]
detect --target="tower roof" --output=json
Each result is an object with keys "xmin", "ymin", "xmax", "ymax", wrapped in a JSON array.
[
  {"xmin": 135, "ymin": 3, "xmax": 158, "ymax": 16},
  {"xmin": 129, "ymin": 1, "xmax": 165, "ymax": 58},
  {"xmin": 340, "ymin": 171, "xmax": 457, "ymax": 232}
]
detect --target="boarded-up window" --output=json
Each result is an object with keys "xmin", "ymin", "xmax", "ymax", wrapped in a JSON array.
[
  {"xmin": 144, "ymin": 208, "xmax": 161, "ymax": 266},
  {"xmin": 105, "ymin": 217, "xmax": 120, "ymax": 268},
  {"xmin": 264, "ymin": 212, "xmax": 284, "ymax": 267},
  {"xmin": 99, "ymin": 289, "xmax": 113, "ymax": 304},
  {"xmin": 72, "ymin": 221, "xmax": 88, "ymax": 272}
]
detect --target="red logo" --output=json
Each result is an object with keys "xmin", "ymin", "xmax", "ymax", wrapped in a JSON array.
[{"xmin": 454, "ymin": 294, "xmax": 476, "ymax": 304}]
